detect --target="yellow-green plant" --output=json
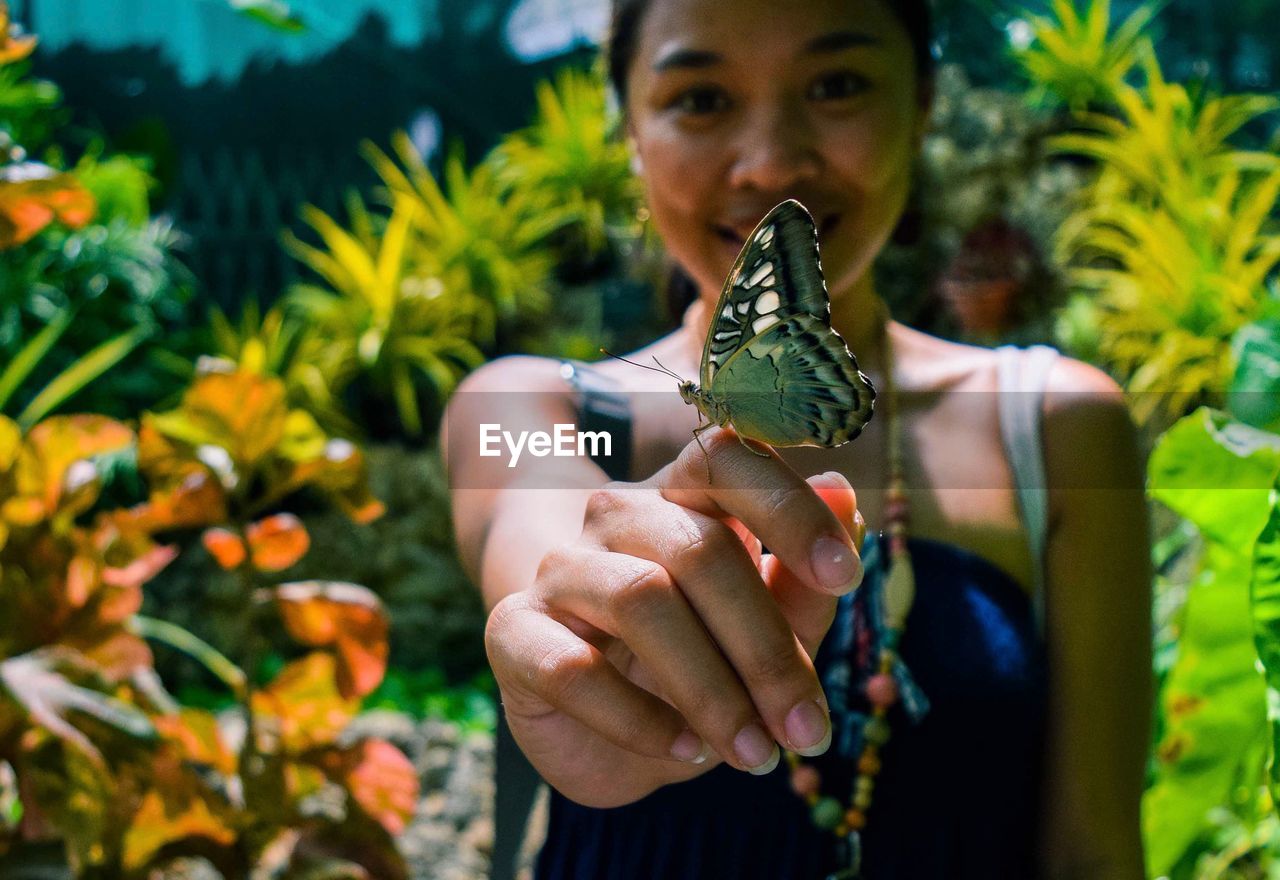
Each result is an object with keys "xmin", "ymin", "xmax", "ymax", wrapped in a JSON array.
[
  {"xmin": 488, "ymin": 66, "xmax": 642, "ymax": 266},
  {"xmin": 1051, "ymin": 51, "xmax": 1280, "ymax": 427},
  {"xmin": 206, "ymin": 299, "xmax": 357, "ymax": 438},
  {"xmin": 1013, "ymin": 0, "xmax": 1162, "ymax": 112},
  {"xmin": 282, "ymin": 192, "xmax": 486, "ymax": 439},
  {"xmin": 363, "ymin": 133, "xmax": 566, "ymax": 332}
]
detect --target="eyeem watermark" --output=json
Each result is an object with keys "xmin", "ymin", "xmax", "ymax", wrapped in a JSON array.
[{"xmin": 480, "ymin": 424, "xmax": 612, "ymax": 468}]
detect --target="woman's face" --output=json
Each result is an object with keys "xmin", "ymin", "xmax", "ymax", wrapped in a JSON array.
[{"xmin": 624, "ymin": 0, "xmax": 926, "ymax": 304}]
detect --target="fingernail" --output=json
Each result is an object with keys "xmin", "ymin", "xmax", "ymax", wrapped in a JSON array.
[
  {"xmin": 786, "ymin": 700, "xmax": 831, "ymax": 756},
  {"xmin": 734, "ymin": 722, "xmax": 779, "ymax": 775},
  {"xmin": 671, "ymin": 729, "xmax": 710, "ymax": 764},
  {"xmin": 811, "ymin": 535, "xmax": 863, "ymax": 594}
]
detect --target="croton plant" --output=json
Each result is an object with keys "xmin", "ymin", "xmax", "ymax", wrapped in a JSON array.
[{"xmin": 0, "ymin": 368, "xmax": 419, "ymax": 878}]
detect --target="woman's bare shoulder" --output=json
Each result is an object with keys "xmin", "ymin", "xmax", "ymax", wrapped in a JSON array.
[{"xmin": 454, "ymin": 354, "xmax": 572, "ymax": 396}]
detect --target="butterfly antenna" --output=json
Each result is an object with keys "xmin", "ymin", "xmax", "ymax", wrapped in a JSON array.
[
  {"xmin": 599, "ymin": 348, "xmax": 685, "ymax": 381},
  {"xmin": 649, "ymin": 356, "xmax": 684, "ymax": 381}
]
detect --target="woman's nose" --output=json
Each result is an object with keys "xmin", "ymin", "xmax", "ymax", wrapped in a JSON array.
[{"xmin": 728, "ymin": 103, "xmax": 821, "ymax": 192}]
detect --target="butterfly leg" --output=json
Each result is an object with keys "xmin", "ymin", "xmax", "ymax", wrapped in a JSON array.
[{"xmin": 691, "ymin": 422, "xmax": 715, "ymax": 483}]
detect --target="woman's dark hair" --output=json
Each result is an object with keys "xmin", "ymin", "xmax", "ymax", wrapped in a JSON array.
[{"xmin": 607, "ymin": 0, "xmax": 936, "ymax": 103}]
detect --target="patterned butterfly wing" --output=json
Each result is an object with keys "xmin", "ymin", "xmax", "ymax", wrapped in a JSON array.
[
  {"xmin": 701, "ymin": 200, "xmax": 831, "ymax": 390},
  {"xmin": 699, "ymin": 200, "xmax": 875, "ymax": 447}
]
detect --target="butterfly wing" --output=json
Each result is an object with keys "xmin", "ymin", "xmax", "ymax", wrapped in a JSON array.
[
  {"xmin": 712, "ymin": 312, "xmax": 875, "ymax": 446},
  {"xmin": 701, "ymin": 200, "xmax": 831, "ymax": 390},
  {"xmin": 700, "ymin": 199, "xmax": 874, "ymax": 447}
]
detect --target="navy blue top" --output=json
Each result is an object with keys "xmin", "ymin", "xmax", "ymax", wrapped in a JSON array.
[{"xmin": 533, "ymin": 531, "xmax": 1048, "ymax": 880}]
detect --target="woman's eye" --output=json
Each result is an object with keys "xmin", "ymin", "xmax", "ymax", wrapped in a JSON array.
[
  {"xmin": 809, "ymin": 71, "xmax": 870, "ymax": 101},
  {"xmin": 672, "ymin": 87, "xmax": 730, "ymax": 115}
]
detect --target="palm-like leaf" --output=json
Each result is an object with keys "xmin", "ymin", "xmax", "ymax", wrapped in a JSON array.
[
  {"xmin": 488, "ymin": 67, "xmax": 641, "ymax": 262},
  {"xmin": 1015, "ymin": 0, "xmax": 1163, "ymax": 111},
  {"xmin": 283, "ymin": 193, "xmax": 485, "ymax": 438}
]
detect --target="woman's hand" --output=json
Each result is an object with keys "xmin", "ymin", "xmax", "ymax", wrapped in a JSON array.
[{"xmin": 483, "ymin": 427, "xmax": 865, "ymax": 808}]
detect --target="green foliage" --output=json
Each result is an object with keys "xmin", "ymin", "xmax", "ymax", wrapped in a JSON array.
[
  {"xmin": 0, "ymin": 216, "xmax": 198, "ymax": 418},
  {"xmin": 363, "ymin": 136, "xmax": 564, "ymax": 334},
  {"xmin": 282, "ymin": 190, "xmax": 488, "ymax": 439},
  {"xmin": 1013, "ymin": 0, "xmax": 1163, "ymax": 112},
  {"xmin": 206, "ymin": 299, "xmax": 357, "ymax": 439},
  {"xmin": 73, "ymin": 150, "xmax": 155, "ymax": 228},
  {"xmin": 0, "ymin": 38, "xmax": 199, "ymax": 422},
  {"xmin": 1146, "ymin": 409, "xmax": 1280, "ymax": 876},
  {"xmin": 364, "ymin": 666, "xmax": 496, "ymax": 733},
  {"xmin": 875, "ymin": 64, "xmax": 1083, "ymax": 338},
  {"xmin": 1048, "ymin": 49, "xmax": 1280, "ymax": 427},
  {"xmin": 280, "ymin": 66, "xmax": 657, "ymax": 440},
  {"xmin": 225, "ymin": 0, "xmax": 307, "ymax": 33},
  {"xmin": 488, "ymin": 65, "xmax": 644, "ymax": 273}
]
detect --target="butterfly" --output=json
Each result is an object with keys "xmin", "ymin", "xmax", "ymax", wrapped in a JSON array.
[{"xmin": 674, "ymin": 199, "xmax": 876, "ymax": 467}]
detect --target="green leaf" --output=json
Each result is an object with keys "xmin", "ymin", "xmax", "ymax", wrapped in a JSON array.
[
  {"xmin": 1230, "ymin": 320, "xmax": 1280, "ymax": 432},
  {"xmin": 1149, "ymin": 407, "xmax": 1280, "ymax": 547},
  {"xmin": 1252, "ymin": 500, "xmax": 1280, "ymax": 805},
  {"xmin": 16, "ymin": 326, "xmax": 152, "ymax": 428},
  {"xmin": 1144, "ymin": 542, "xmax": 1268, "ymax": 875},
  {"xmin": 0, "ymin": 307, "xmax": 74, "ymax": 412}
]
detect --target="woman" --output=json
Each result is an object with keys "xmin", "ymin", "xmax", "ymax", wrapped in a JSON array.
[{"xmin": 446, "ymin": 0, "xmax": 1151, "ymax": 876}]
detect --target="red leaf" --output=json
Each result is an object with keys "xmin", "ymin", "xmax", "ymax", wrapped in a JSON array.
[
  {"xmin": 201, "ymin": 528, "xmax": 246, "ymax": 570},
  {"xmin": 246, "ymin": 513, "xmax": 310, "ymax": 572},
  {"xmin": 274, "ymin": 582, "xmax": 389, "ymax": 699},
  {"xmin": 317, "ymin": 738, "xmax": 418, "ymax": 837}
]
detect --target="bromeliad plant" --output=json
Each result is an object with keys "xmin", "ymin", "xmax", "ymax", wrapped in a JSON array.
[
  {"xmin": 1013, "ymin": 0, "xmax": 1161, "ymax": 112},
  {"xmin": 487, "ymin": 65, "xmax": 644, "ymax": 274},
  {"xmin": 281, "ymin": 66, "xmax": 653, "ymax": 440},
  {"xmin": 282, "ymin": 189, "xmax": 488, "ymax": 439},
  {"xmin": 0, "ymin": 368, "xmax": 418, "ymax": 878},
  {"xmin": 1020, "ymin": 0, "xmax": 1280, "ymax": 428}
]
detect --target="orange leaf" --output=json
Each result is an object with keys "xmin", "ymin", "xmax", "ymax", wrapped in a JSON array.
[
  {"xmin": 288, "ymin": 440, "xmax": 385, "ymax": 525},
  {"xmin": 250, "ymin": 653, "xmax": 358, "ymax": 753},
  {"xmin": 101, "ymin": 541, "xmax": 178, "ymax": 590},
  {"xmin": 130, "ymin": 470, "xmax": 228, "ymax": 533},
  {"xmin": 201, "ymin": 528, "xmax": 246, "ymax": 570},
  {"xmin": 158, "ymin": 371, "xmax": 288, "ymax": 470},
  {"xmin": 274, "ymin": 582, "xmax": 389, "ymax": 699},
  {"xmin": 0, "ymin": 4, "xmax": 37, "ymax": 66},
  {"xmin": 91, "ymin": 514, "xmax": 178, "ymax": 594},
  {"xmin": 153, "ymin": 709, "xmax": 236, "ymax": 775},
  {"xmin": 0, "ymin": 164, "xmax": 96, "ymax": 249},
  {"xmin": 65, "ymin": 555, "xmax": 97, "ymax": 609},
  {"xmin": 12, "ymin": 416, "xmax": 132, "ymax": 519},
  {"xmin": 67, "ymin": 630, "xmax": 153, "ymax": 681},
  {"xmin": 246, "ymin": 513, "xmax": 309, "ymax": 572},
  {"xmin": 316, "ymin": 738, "xmax": 418, "ymax": 836}
]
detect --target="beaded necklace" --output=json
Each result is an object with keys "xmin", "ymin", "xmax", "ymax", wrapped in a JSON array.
[{"xmin": 782, "ymin": 314, "xmax": 926, "ymax": 880}]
